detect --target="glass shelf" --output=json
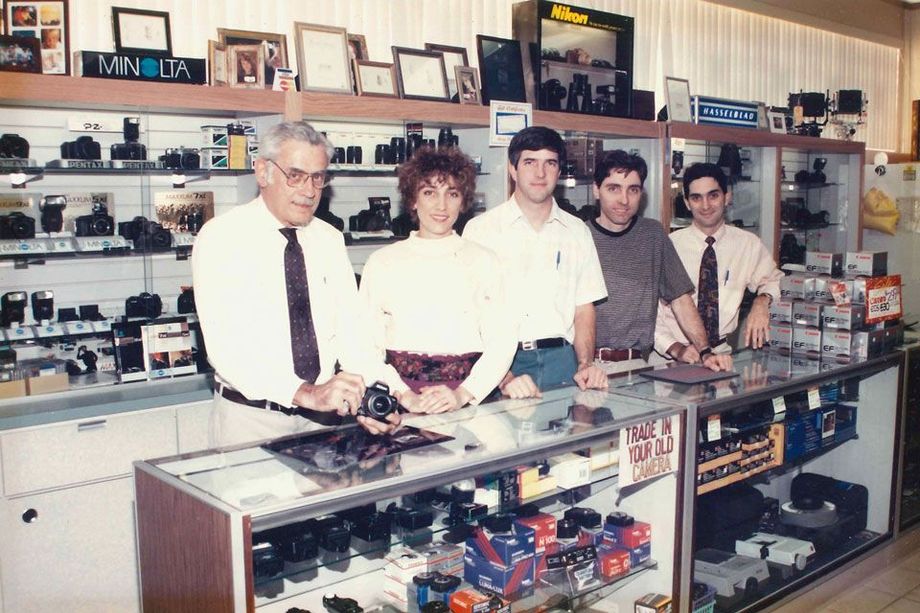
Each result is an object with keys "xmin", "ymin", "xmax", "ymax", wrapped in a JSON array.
[{"xmin": 780, "ymin": 181, "xmax": 841, "ymax": 191}]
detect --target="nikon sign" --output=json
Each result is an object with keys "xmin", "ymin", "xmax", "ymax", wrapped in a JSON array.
[{"xmin": 76, "ymin": 51, "xmax": 206, "ymax": 85}]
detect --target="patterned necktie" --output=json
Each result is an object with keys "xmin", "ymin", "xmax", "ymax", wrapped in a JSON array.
[
  {"xmin": 279, "ymin": 228, "xmax": 320, "ymax": 383},
  {"xmin": 697, "ymin": 236, "xmax": 720, "ymax": 347}
]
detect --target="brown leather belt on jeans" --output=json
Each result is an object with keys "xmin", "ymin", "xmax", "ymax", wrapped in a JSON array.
[
  {"xmin": 595, "ymin": 347, "xmax": 641, "ymax": 362},
  {"xmin": 218, "ymin": 384, "xmax": 297, "ymax": 416}
]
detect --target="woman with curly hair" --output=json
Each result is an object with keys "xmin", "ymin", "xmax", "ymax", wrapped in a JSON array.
[{"xmin": 359, "ymin": 146, "xmax": 517, "ymax": 413}]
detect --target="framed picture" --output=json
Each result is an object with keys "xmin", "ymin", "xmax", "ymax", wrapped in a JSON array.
[
  {"xmin": 756, "ymin": 101, "xmax": 769, "ymax": 130},
  {"xmin": 354, "ymin": 59, "xmax": 397, "ymax": 98},
  {"xmin": 768, "ymin": 110, "xmax": 788, "ymax": 134},
  {"xmin": 208, "ymin": 39, "xmax": 227, "ymax": 87},
  {"xmin": 424, "ymin": 43, "xmax": 468, "ymax": 101},
  {"xmin": 347, "ymin": 33, "xmax": 368, "ymax": 62},
  {"xmin": 664, "ymin": 76, "xmax": 692, "ymax": 123},
  {"xmin": 0, "ymin": 33, "xmax": 40, "ymax": 72},
  {"xmin": 455, "ymin": 65, "xmax": 481, "ymax": 106},
  {"xmin": 111, "ymin": 6, "xmax": 171, "ymax": 56},
  {"xmin": 2, "ymin": 0, "xmax": 69, "ymax": 75},
  {"xmin": 293, "ymin": 22, "xmax": 352, "ymax": 94},
  {"xmin": 227, "ymin": 44, "xmax": 264, "ymax": 90},
  {"xmin": 475, "ymin": 35, "xmax": 526, "ymax": 105},
  {"xmin": 392, "ymin": 46, "xmax": 449, "ymax": 102},
  {"xmin": 218, "ymin": 28, "xmax": 287, "ymax": 89}
]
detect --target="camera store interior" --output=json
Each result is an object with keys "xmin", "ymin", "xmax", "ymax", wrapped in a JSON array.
[{"xmin": 2, "ymin": 0, "xmax": 920, "ymax": 612}]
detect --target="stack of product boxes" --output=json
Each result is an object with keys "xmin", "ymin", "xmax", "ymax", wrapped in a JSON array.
[
  {"xmin": 199, "ymin": 122, "xmax": 258, "ymax": 170},
  {"xmin": 597, "ymin": 512, "xmax": 652, "ymax": 581},
  {"xmin": 463, "ymin": 515, "xmax": 537, "ymax": 601},
  {"xmin": 770, "ymin": 251, "xmax": 902, "ymax": 360}
]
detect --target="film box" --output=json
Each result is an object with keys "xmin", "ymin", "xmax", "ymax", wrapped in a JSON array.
[
  {"xmin": 635, "ymin": 593, "xmax": 673, "ymax": 613},
  {"xmin": 821, "ymin": 329, "xmax": 853, "ymax": 359},
  {"xmin": 200, "ymin": 147, "xmax": 228, "ymax": 169},
  {"xmin": 780, "ymin": 275, "xmax": 815, "ymax": 301},
  {"xmin": 597, "ymin": 544, "xmax": 631, "ymax": 579},
  {"xmin": 822, "ymin": 304, "xmax": 865, "ymax": 331},
  {"xmin": 463, "ymin": 551, "xmax": 535, "ymax": 600},
  {"xmin": 515, "ymin": 513, "xmax": 557, "ymax": 553},
  {"xmin": 769, "ymin": 300, "xmax": 794, "ymax": 324},
  {"xmin": 767, "ymin": 323, "xmax": 793, "ymax": 351},
  {"xmin": 466, "ymin": 524, "xmax": 535, "ymax": 567},
  {"xmin": 602, "ymin": 520, "xmax": 651, "ymax": 550},
  {"xmin": 845, "ymin": 251, "xmax": 887, "ymax": 277},
  {"xmin": 548, "ymin": 452, "xmax": 591, "ymax": 488},
  {"xmin": 384, "ymin": 546, "xmax": 427, "ymax": 583},
  {"xmin": 450, "ymin": 589, "xmax": 510, "ymax": 613},
  {"xmin": 792, "ymin": 326, "xmax": 821, "ymax": 356},
  {"xmin": 805, "ymin": 251, "xmax": 844, "ymax": 277},
  {"xmin": 792, "ymin": 301, "xmax": 822, "ymax": 328},
  {"xmin": 200, "ymin": 125, "xmax": 228, "ymax": 148}
]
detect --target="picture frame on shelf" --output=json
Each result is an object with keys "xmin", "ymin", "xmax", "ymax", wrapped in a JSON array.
[
  {"xmin": 354, "ymin": 59, "xmax": 397, "ymax": 98},
  {"xmin": 768, "ymin": 110, "xmax": 787, "ymax": 134},
  {"xmin": 207, "ymin": 39, "xmax": 227, "ymax": 87},
  {"xmin": 664, "ymin": 76, "xmax": 692, "ymax": 123},
  {"xmin": 2, "ymin": 0, "xmax": 69, "ymax": 75},
  {"xmin": 391, "ymin": 46, "xmax": 449, "ymax": 102},
  {"xmin": 111, "ymin": 6, "xmax": 171, "ymax": 56},
  {"xmin": 293, "ymin": 22, "xmax": 353, "ymax": 95},
  {"xmin": 455, "ymin": 65, "xmax": 481, "ymax": 106},
  {"xmin": 475, "ymin": 35, "xmax": 526, "ymax": 105},
  {"xmin": 218, "ymin": 27, "xmax": 287, "ymax": 89},
  {"xmin": 227, "ymin": 44, "xmax": 264, "ymax": 90},
  {"xmin": 424, "ymin": 43, "xmax": 468, "ymax": 101},
  {"xmin": 756, "ymin": 101, "xmax": 769, "ymax": 130},
  {"xmin": 0, "ymin": 34, "xmax": 41, "ymax": 73},
  {"xmin": 347, "ymin": 33, "xmax": 368, "ymax": 61}
]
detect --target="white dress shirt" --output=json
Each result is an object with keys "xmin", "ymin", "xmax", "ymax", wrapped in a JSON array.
[
  {"xmin": 462, "ymin": 196, "xmax": 607, "ymax": 343},
  {"xmin": 359, "ymin": 231, "xmax": 517, "ymax": 402},
  {"xmin": 654, "ymin": 223, "xmax": 783, "ymax": 354},
  {"xmin": 192, "ymin": 196, "xmax": 385, "ymax": 407}
]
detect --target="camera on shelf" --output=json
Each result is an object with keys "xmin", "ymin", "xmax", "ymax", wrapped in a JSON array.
[
  {"xmin": 322, "ymin": 594, "xmax": 363, "ymax": 613},
  {"xmin": 159, "ymin": 147, "xmax": 201, "ymax": 170},
  {"xmin": 0, "ymin": 133, "xmax": 30, "ymax": 159},
  {"xmin": 349, "ymin": 197, "xmax": 392, "ymax": 233},
  {"xmin": 60, "ymin": 135, "xmax": 101, "ymax": 160},
  {"xmin": 40, "ymin": 195, "xmax": 66, "ymax": 233},
  {"xmin": 125, "ymin": 292, "xmax": 163, "ymax": 319},
  {"xmin": 0, "ymin": 212, "xmax": 36, "ymax": 240},
  {"xmin": 357, "ymin": 381, "xmax": 399, "ymax": 422},
  {"xmin": 118, "ymin": 216, "xmax": 172, "ymax": 251},
  {"xmin": 74, "ymin": 200, "xmax": 115, "ymax": 237},
  {"xmin": 31, "ymin": 290, "xmax": 54, "ymax": 322},
  {"xmin": 1, "ymin": 292, "xmax": 27, "ymax": 327},
  {"xmin": 110, "ymin": 117, "xmax": 147, "ymax": 161},
  {"xmin": 540, "ymin": 79, "xmax": 567, "ymax": 110},
  {"xmin": 312, "ymin": 516, "xmax": 352, "ymax": 552},
  {"xmin": 385, "ymin": 502, "xmax": 434, "ymax": 531}
]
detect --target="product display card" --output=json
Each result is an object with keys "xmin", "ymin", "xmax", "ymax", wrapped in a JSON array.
[{"xmin": 639, "ymin": 363, "xmax": 739, "ymax": 385}]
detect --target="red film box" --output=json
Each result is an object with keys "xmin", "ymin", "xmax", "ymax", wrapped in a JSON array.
[
  {"xmin": 515, "ymin": 513, "xmax": 557, "ymax": 553},
  {"xmin": 597, "ymin": 545, "xmax": 631, "ymax": 579},
  {"xmin": 603, "ymin": 520, "xmax": 651, "ymax": 550}
]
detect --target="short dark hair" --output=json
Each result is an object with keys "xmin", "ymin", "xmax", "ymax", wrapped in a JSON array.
[
  {"xmin": 594, "ymin": 150, "xmax": 648, "ymax": 187},
  {"xmin": 397, "ymin": 146, "xmax": 477, "ymax": 223},
  {"xmin": 508, "ymin": 126, "xmax": 566, "ymax": 168},
  {"xmin": 683, "ymin": 162, "xmax": 728, "ymax": 197}
]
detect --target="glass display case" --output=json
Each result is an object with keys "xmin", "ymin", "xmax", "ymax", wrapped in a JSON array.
[
  {"xmin": 612, "ymin": 349, "xmax": 903, "ymax": 612},
  {"xmin": 135, "ymin": 386, "xmax": 686, "ymax": 613}
]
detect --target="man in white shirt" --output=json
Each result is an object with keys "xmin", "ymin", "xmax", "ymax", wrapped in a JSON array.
[
  {"xmin": 655, "ymin": 163, "xmax": 783, "ymax": 360},
  {"xmin": 193, "ymin": 121, "xmax": 398, "ymax": 447},
  {"xmin": 463, "ymin": 126, "xmax": 608, "ymax": 396}
]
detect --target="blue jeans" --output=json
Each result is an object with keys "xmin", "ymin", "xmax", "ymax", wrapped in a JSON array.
[{"xmin": 510, "ymin": 345, "xmax": 577, "ymax": 390}]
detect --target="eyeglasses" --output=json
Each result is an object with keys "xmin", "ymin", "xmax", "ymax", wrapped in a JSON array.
[{"xmin": 268, "ymin": 159, "xmax": 330, "ymax": 188}]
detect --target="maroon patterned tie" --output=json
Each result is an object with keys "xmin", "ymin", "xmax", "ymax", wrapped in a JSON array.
[
  {"xmin": 279, "ymin": 228, "xmax": 320, "ymax": 382},
  {"xmin": 697, "ymin": 236, "xmax": 720, "ymax": 347}
]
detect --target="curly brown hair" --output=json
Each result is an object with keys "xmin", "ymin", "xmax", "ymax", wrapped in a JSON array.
[{"xmin": 398, "ymin": 146, "xmax": 477, "ymax": 223}]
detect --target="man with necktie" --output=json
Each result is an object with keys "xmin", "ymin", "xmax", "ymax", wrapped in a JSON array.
[
  {"xmin": 654, "ymin": 163, "xmax": 783, "ymax": 361},
  {"xmin": 193, "ymin": 121, "xmax": 399, "ymax": 447}
]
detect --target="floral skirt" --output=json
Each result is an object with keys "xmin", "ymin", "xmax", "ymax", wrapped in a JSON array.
[{"xmin": 385, "ymin": 350, "xmax": 482, "ymax": 393}]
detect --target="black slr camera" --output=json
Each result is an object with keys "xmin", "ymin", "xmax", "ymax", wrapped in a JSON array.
[
  {"xmin": 357, "ymin": 381, "xmax": 399, "ymax": 422},
  {"xmin": 349, "ymin": 198, "xmax": 392, "ymax": 233},
  {"xmin": 74, "ymin": 201, "xmax": 115, "ymax": 237},
  {"xmin": 540, "ymin": 79, "xmax": 567, "ymax": 110},
  {"xmin": 0, "ymin": 212, "xmax": 36, "ymax": 239},
  {"xmin": 0, "ymin": 133, "xmax": 29, "ymax": 159},
  {"xmin": 125, "ymin": 292, "xmax": 163, "ymax": 319},
  {"xmin": 159, "ymin": 147, "xmax": 201, "ymax": 170},
  {"xmin": 110, "ymin": 117, "xmax": 147, "ymax": 161},
  {"xmin": 118, "ymin": 216, "xmax": 172, "ymax": 251},
  {"xmin": 60, "ymin": 135, "xmax": 101, "ymax": 160}
]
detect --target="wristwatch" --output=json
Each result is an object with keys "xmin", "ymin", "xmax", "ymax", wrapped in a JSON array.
[{"xmin": 698, "ymin": 346, "xmax": 714, "ymax": 360}]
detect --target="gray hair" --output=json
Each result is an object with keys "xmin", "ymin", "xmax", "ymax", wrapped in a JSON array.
[{"xmin": 259, "ymin": 121, "xmax": 334, "ymax": 162}]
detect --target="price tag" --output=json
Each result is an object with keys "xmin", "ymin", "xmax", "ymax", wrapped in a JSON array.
[
  {"xmin": 772, "ymin": 396, "xmax": 787, "ymax": 421},
  {"xmin": 172, "ymin": 232, "xmax": 195, "ymax": 248},
  {"xmin": 807, "ymin": 387, "xmax": 821, "ymax": 410},
  {"xmin": 67, "ymin": 116, "xmax": 124, "ymax": 133},
  {"xmin": 707, "ymin": 414, "xmax": 721, "ymax": 441}
]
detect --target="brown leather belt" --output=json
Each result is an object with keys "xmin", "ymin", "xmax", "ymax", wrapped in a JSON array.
[
  {"xmin": 595, "ymin": 347, "xmax": 642, "ymax": 362},
  {"xmin": 218, "ymin": 384, "xmax": 298, "ymax": 416}
]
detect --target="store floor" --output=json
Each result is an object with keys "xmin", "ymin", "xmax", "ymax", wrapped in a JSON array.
[{"xmin": 771, "ymin": 525, "xmax": 920, "ymax": 612}]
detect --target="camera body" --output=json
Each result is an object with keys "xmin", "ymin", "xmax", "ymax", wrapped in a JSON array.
[
  {"xmin": 349, "ymin": 198, "xmax": 392, "ymax": 233},
  {"xmin": 111, "ymin": 141, "xmax": 147, "ymax": 161},
  {"xmin": 312, "ymin": 516, "xmax": 352, "ymax": 552},
  {"xmin": 0, "ymin": 133, "xmax": 29, "ymax": 159},
  {"xmin": 0, "ymin": 212, "xmax": 36, "ymax": 240},
  {"xmin": 322, "ymin": 594, "xmax": 364, "ymax": 613},
  {"xmin": 60, "ymin": 135, "xmax": 101, "ymax": 160},
  {"xmin": 385, "ymin": 502, "xmax": 434, "ymax": 531},
  {"xmin": 118, "ymin": 216, "xmax": 172, "ymax": 251},
  {"xmin": 74, "ymin": 201, "xmax": 115, "ymax": 237},
  {"xmin": 125, "ymin": 292, "xmax": 163, "ymax": 319},
  {"xmin": 357, "ymin": 381, "xmax": 399, "ymax": 422},
  {"xmin": 159, "ymin": 147, "xmax": 201, "ymax": 170},
  {"xmin": 540, "ymin": 79, "xmax": 567, "ymax": 110}
]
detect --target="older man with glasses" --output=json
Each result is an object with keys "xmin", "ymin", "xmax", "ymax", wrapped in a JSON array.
[{"xmin": 193, "ymin": 120, "xmax": 399, "ymax": 447}]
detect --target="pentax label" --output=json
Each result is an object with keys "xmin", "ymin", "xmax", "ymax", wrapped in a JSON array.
[
  {"xmin": 110, "ymin": 160, "xmax": 161, "ymax": 170},
  {"xmin": 46, "ymin": 159, "xmax": 109, "ymax": 169}
]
